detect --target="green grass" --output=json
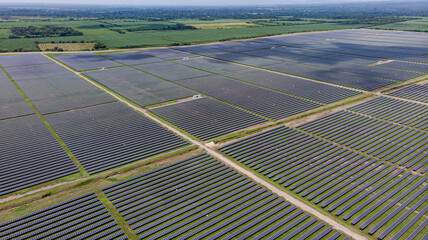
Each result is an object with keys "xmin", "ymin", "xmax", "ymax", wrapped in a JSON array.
[
  {"xmin": 370, "ymin": 17, "xmax": 428, "ymax": 32},
  {"xmin": 173, "ymin": 18, "xmax": 252, "ymax": 24},
  {"xmin": 0, "ymin": 28, "xmax": 10, "ymax": 39},
  {"xmin": 97, "ymin": 192, "xmax": 139, "ymax": 240},
  {"xmin": 0, "ymin": 19, "xmax": 368, "ymax": 51},
  {"xmin": 0, "ymin": 146, "xmax": 201, "ymax": 220}
]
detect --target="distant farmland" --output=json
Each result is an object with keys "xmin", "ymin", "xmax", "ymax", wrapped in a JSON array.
[
  {"xmin": 0, "ymin": 19, "xmax": 368, "ymax": 52},
  {"xmin": 38, "ymin": 42, "xmax": 95, "ymax": 51}
]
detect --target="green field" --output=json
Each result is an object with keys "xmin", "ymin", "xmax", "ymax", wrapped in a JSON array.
[
  {"xmin": 369, "ymin": 17, "xmax": 428, "ymax": 32},
  {"xmin": 0, "ymin": 18, "xmax": 368, "ymax": 52}
]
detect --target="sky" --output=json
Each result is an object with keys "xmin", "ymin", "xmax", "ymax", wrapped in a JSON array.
[{"xmin": 0, "ymin": 0, "xmax": 392, "ymax": 6}]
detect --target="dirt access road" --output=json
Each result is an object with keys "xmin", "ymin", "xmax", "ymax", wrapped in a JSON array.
[{"xmin": 44, "ymin": 53, "xmax": 367, "ymax": 240}]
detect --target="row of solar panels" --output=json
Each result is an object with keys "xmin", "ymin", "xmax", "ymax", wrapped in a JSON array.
[
  {"xmin": 220, "ymin": 126, "xmax": 428, "ymax": 240},
  {"xmin": 1, "ymin": 153, "xmax": 349, "ymax": 240}
]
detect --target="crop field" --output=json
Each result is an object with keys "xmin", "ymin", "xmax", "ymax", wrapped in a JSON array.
[
  {"xmin": 44, "ymin": 102, "xmax": 189, "ymax": 175},
  {"xmin": 220, "ymin": 127, "xmax": 428, "ymax": 240},
  {"xmin": 102, "ymin": 153, "xmax": 347, "ymax": 239},
  {"xmin": 38, "ymin": 42, "xmax": 96, "ymax": 51},
  {"xmin": 84, "ymin": 67, "xmax": 196, "ymax": 107},
  {"xmin": 3, "ymin": 58, "xmax": 116, "ymax": 114},
  {"xmin": 297, "ymin": 110, "xmax": 428, "ymax": 173},
  {"xmin": 0, "ymin": 115, "xmax": 78, "ymax": 196},
  {"xmin": 189, "ymin": 22, "xmax": 260, "ymax": 29},
  {"xmin": 370, "ymin": 17, "xmax": 428, "ymax": 32},
  {"xmin": 0, "ymin": 192, "xmax": 127, "ymax": 239},
  {"xmin": 387, "ymin": 83, "xmax": 428, "ymax": 103},
  {"xmin": 150, "ymin": 97, "xmax": 267, "ymax": 140},
  {"xmin": 0, "ymin": 19, "xmax": 367, "ymax": 51}
]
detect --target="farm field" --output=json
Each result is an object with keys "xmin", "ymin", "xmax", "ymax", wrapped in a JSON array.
[
  {"xmin": 370, "ymin": 17, "xmax": 428, "ymax": 32},
  {"xmin": 189, "ymin": 22, "xmax": 260, "ymax": 29},
  {"xmin": 1, "ymin": 28, "xmax": 428, "ymax": 240},
  {"xmin": 38, "ymin": 42, "xmax": 96, "ymax": 51},
  {"xmin": 0, "ymin": 19, "xmax": 367, "ymax": 52}
]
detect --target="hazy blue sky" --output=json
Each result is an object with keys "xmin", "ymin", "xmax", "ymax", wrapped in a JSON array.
[{"xmin": 0, "ymin": 0, "xmax": 391, "ymax": 6}]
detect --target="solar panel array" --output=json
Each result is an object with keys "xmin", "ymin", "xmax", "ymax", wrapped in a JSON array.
[
  {"xmin": 174, "ymin": 45, "xmax": 230, "ymax": 56},
  {"xmin": 387, "ymin": 83, "xmax": 428, "ymax": 103},
  {"xmin": 315, "ymin": 52, "xmax": 379, "ymax": 65},
  {"xmin": 212, "ymin": 52, "xmax": 283, "ymax": 67},
  {"xmin": 140, "ymin": 48, "xmax": 196, "ymax": 60},
  {"xmin": 5, "ymin": 63, "xmax": 116, "ymax": 114},
  {"xmin": 297, "ymin": 110, "xmax": 428, "ymax": 173},
  {"xmin": 150, "ymin": 97, "xmax": 266, "ymax": 140},
  {"xmin": 133, "ymin": 61, "xmax": 211, "ymax": 82},
  {"xmin": 220, "ymin": 126, "xmax": 428, "ymax": 240},
  {"xmin": 205, "ymin": 40, "xmax": 278, "ymax": 52},
  {"xmin": 52, "ymin": 53, "xmax": 121, "ymax": 71},
  {"xmin": 0, "ymin": 68, "xmax": 34, "ymax": 120},
  {"xmin": 44, "ymin": 102, "xmax": 189, "ymax": 175},
  {"xmin": 0, "ymin": 115, "xmax": 78, "ymax": 196},
  {"xmin": 380, "ymin": 61, "xmax": 428, "ymax": 73},
  {"xmin": 0, "ymin": 54, "xmax": 53, "ymax": 67},
  {"xmin": 84, "ymin": 67, "xmax": 196, "ymax": 107},
  {"xmin": 102, "ymin": 153, "xmax": 346, "ymax": 240},
  {"xmin": 101, "ymin": 52, "xmax": 163, "ymax": 66},
  {"xmin": 348, "ymin": 96, "xmax": 428, "ymax": 131},
  {"xmin": 178, "ymin": 58, "xmax": 361, "ymax": 104},
  {"xmin": 294, "ymin": 58, "xmax": 422, "ymax": 81},
  {"xmin": 0, "ymin": 192, "xmax": 127, "ymax": 239},
  {"xmin": 175, "ymin": 75, "xmax": 322, "ymax": 120},
  {"xmin": 267, "ymin": 30, "xmax": 428, "ymax": 60},
  {"xmin": 176, "ymin": 36, "xmax": 426, "ymax": 91},
  {"xmin": 262, "ymin": 62, "xmax": 396, "ymax": 91},
  {"xmin": 243, "ymin": 48, "xmax": 315, "ymax": 62}
]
